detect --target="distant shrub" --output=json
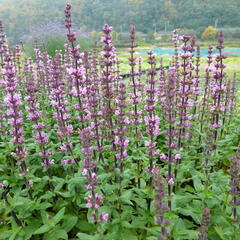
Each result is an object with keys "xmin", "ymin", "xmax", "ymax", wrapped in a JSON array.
[{"xmin": 201, "ymin": 26, "xmax": 217, "ymax": 40}]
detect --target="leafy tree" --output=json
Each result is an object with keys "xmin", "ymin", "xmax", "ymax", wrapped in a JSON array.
[{"xmin": 0, "ymin": 0, "xmax": 239, "ymax": 44}]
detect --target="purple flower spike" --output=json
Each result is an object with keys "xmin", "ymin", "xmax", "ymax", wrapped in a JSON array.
[
  {"xmin": 229, "ymin": 155, "xmax": 240, "ymax": 223},
  {"xmin": 199, "ymin": 208, "xmax": 210, "ymax": 240},
  {"xmin": 114, "ymin": 82, "xmax": 129, "ymax": 173},
  {"xmin": 3, "ymin": 49, "xmax": 27, "ymax": 176},
  {"xmin": 154, "ymin": 167, "xmax": 170, "ymax": 240},
  {"xmin": 144, "ymin": 51, "xmax": 159, "ymax": 172},
  {"xmin": 79, "ymin": 127, "xmax": 107, "ymax": 223}
]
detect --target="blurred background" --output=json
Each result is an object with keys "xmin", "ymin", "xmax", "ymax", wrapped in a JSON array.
[{"xmin": 0, "ymin": 0, "xmax": 239, "ymax": 60}]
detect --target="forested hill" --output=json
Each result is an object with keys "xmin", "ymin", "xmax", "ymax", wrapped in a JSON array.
[{"xmin": 0, "ymin": 0, "xmax": 239, "ymax": 42}]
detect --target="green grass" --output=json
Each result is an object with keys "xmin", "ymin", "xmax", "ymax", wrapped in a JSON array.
[{"xmin": 116, "ymin": 47, "xmax": 240, "ymax": 76}]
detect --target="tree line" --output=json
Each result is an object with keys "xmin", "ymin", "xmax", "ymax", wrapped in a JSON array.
[{"xmin": 0, "ymin": 0, "xmax": 239, "ymax": 43}]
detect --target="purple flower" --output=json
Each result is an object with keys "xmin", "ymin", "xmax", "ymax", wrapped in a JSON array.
[
  {"xmin": 61, "ymin": 159, "xmax": 69, "ymax": 165},
  {"xmin": 168, "ymin": 178, "xmax": 174, "ymax": 185},
  {"xmin": 160, "ymin": 153, "xmax": 167, "ymax": 161},
  {"xmin": 49, "ymin": 52, "xmax": 77, "ymax": 166},
  {"xmin": 229, "ymin": 155, "xmax": 240, "ymax": 222},
  {"xmin": 100, "ymin": 212, "xmax": 109, "ymax": 221},
  {"xmin": 28, "ymin": 180, "xmax": 33, "ymax": 186},
  {"xmin": 177, "ymin": 34, "xmax": 197, "ymax": 147},
  {"xmin": 3, "ymin": 49, "xmax": 27, "ymax": 175},
  {"xmin": 100, "ymin": 24, "xmax": 116, "ymax": 140},
  {"xmin": 114, "ymin": 83, "xmax": 129, "ymax": 171},
  {"xmin": 209, "ymin": 31, "xmax": 227, "ymax": 141},
  {"xmin": 174, "ymin": 154, "xmax": 181, "ymax": 160},
  {"xmin": 144, "ymin": 51, "xmax": 159, "ymax": 172},
  {"xmin": 154, "ymin": 167, "xmax": 170, "ymax": 240},
  {"xmin": 199, "ymin": 208, "xmax": 210, "ymax": 240},
  {"xmin": 79, "ymin": 127, "xmax": 106, "ymax": 222},
  {"xmin": 129, "ymin": 24, "xmax": 142, "ymax": 143}
]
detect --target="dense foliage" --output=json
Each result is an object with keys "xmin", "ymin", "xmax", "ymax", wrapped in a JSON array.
[
  {"xmin": 0, "ymin": 3, "xmax": 240, "ymax": 240},
  {"xmin": 0, "ymin": 0, "xmax": 240, "ymax": 43}
]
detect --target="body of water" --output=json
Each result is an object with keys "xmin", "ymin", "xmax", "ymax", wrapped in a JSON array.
[{"xmin": 138, "ymin": 48, "xmax": 240, "ymax": 56}]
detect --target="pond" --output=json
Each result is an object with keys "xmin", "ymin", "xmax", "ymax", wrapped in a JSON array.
[{"xmin": 138, "ymin": 48, "xmax": 240, "ymax": 56}]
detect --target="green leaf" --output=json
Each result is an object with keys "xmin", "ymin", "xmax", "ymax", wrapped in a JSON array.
[
  {"xmin": 34, "ymin": 224, "xmax": 51, "ymax": 235},
  {"xmin": 172, "ymin": 194, "xmax": 194, "ymax": 209},
  {"xmin": 193, "ymin": 176, "xmax": 204, "ymax": 192},
  {"xmin": 177, "ymin": 208, "xmax": 200, "ymax": 224},
  {"xmin": 41, "ymin": 211, "xmax": 48, "ymax": 225},
  {"xmin": 52, "ymin": 207, "xmax": 65, "ymax": 225},
  {"xmin": 146, "ymin": 237, "xmax": 158, "ymax": 240},
  {"xmin": 174, "ymin": 229, "xmax": 198, "ymax": 240},
  {"xmin": 68, "ymin": 177, "xmax": 84, "ymax": 192},
  {"xmin": 39, "ymin": 191, "xmax": 55, "ymax": 200},
  {"xmin": 214, "ymin": 226, "xmax": 225, "ymax": 240},
  {"xmin": 119, "ymin": 190, "xmax": 133, "ymax": 205},
  {"xmin": 24, "ymin": 220, "xmax": 41, "ymax": 239},
  {"xmin": 122, "ymin": 221, "xmax": 133, "ymax": 228},
  {"xmin": 131, "ymin": 218, "xmax": 148, "ymax": 229},
  {"xmin": 62, "ymin": 215, "xmax": 78, "ymax": 232},
  {"xmin": 52, "ymin": 177, "xmax": 65, "ymax": 191},
  {"xmin": 9, "ymin": 227, "xmax": 22, "ymax": 240},
  {"xmin": 134, "ymin": 198, "xmax": 147, "ymax": 209},
  {"xmin": 211, "ymin": 215, "xmax": 231, "ymax": 228},
  {"xmin": 43, "ymin": 228, "xmax": 68, "ymax": 240},
  {"xmin": 77, "ymin": 232, "xmax": 94, "ymax": 240},
  {"xmin": 35, "ymin": 202, "xmax": 52, "ymax": 210},
  {"xmin": 122, "ymin": 230, "xmax": 138, "ymax": 240},
  {"xmin": 56, "ymin": 191, "xmax": 73, "ymax": 198},
  {"xmin": 145, "ymin": 226, "xmax": 160, "ymax": 235},
  {"xmin": 185, "ymin": 185, "xmax": 195, "ymax": 193},
  {"xmin": 76, "ymin": 220, "xmax": 95, "ymax": 232}
]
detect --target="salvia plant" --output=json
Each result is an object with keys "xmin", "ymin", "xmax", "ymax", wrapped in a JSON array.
[{"xmin": 0, "ymin": 3, "xmax": 239, "ymax": 240}]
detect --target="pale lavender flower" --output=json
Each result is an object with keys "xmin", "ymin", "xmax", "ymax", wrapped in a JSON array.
[
  {"xmin": 3, "ymin": 50, "xmax": 27, "ymax": 175},
  {"xmin": 79, "ymin": 127, "xmax": 107, "ymax": 223},
  {"xmin": 210, "ymin": 31, "xmax": 227, "ymax": 141},
  {"xmin": 114, "ymin": 82, "xmax": 129, "ymax": 172},
  {"xmin": 24, "ymin": 58, "xmax": 52, "ymax": 172},
  {"xmin": 49, "ymin": 51, "xmax": 76, "ymax": 165},
  {"xmin": 144, "ymin": 51, "xmax": 159, "ymax": 171}
]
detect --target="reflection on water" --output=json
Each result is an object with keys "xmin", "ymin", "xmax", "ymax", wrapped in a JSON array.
[{"xmin": 139, "ymin": 48, "xmax": 240, "ymax": 56}]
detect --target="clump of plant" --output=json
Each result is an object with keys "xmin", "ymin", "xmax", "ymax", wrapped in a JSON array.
[{"xmin": 0, "ymin": 4, "xmax": 239, "ymax": 240}]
